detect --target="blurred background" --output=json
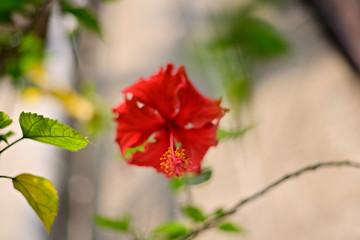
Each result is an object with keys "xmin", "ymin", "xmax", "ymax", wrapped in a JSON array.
[{"xmin": 1, "ymin": 0, "xmax": 360, "ymax": 239}]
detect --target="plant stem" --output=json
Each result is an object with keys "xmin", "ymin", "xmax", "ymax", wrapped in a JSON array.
[
  {"xmin": 0, "ymin": 137, "xmax": 24, "ymax": 154},
  {"xmin": 0, "ymin": 175, "xmax": 13, "ymax": 180},
  {"xmin": 181, "ymin": 160, "xmax": 360, "ymax": 240},
  {"xmin": 183, "ymin": 174, "xmax": 193, "ymax": 206}
]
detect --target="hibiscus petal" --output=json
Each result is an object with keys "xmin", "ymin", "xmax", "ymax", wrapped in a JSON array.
[
  {"xmin": 173, "ymin": 123, "xmax": 219, "ymax": 173},
  {"xmin": 129, "ymin": 129, "xmax": 170, "ymax": 172},
  {"xmin": 113, "ymin": 96, "xmax": 165, "ymax": 155},
  {"xmin": 123, "ymin": 64, "xmax": 186, "ymax": 120},
  {"xmin": 175, "ymin": 66, "xmax": 228, "ymax": 128}
]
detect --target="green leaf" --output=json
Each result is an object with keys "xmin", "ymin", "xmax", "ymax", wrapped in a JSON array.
[
  {"xmin": 0, "ymin": 1, "xmax": 25, "ymax": 23},
  {"xmin": 187, "ymin": 168, "xmax": 212, "ymax": 185},
  {"xmin": 152, "ymin": 222, "xmax": 188, "ymax": 240},
  {"xmin": 19, "ymin": 112, "xmax": 89, "ymax": 151},
  {"xmin": 124, "ymin": 144, "xmax": 145, "ymax": 159},
  {"xmin": 170, "ymin": 177, "xmax": 184, "ymax": 192},
  {"xmin": 61, "ymin": 2, "xmax": 102, "ymax": 35},
  {"xmin": 218, "ymin": 222, "xmax": 244, "ymax": 233},
  {"xmin": 211, "ymin": 15, "xmax": 289, "ymax": 59},
  {"xmin": 216, "ymin": 126, "xmax": 253, "ymax": 140},
  {"xmin": 0, "ymin": 112, "xmax": 13, "ymax": 129},
  {"xmin": 226, "ymin": 78, "xmax": 251, "ymax": 103},
  {"xmin": 94, "ymin": 214, "xmax": 130, "ymax": 232},
  {"xmin": 213, "ymin": 207, "xmax": 225, "ymax": 216},
  {"xmin": 12, "ymin": 173, "xmax": 58, "ymax": 233},
  {"xmin": 232, "ymin": 16, "xmax": 289, "ymax": 58},
  {"xmin": 0, "ymin": 131, "xmax": 14, "ymax": 144},
  {"xmin": 181, "ymin": 206, "xmax": 206, "ymax": 222}
]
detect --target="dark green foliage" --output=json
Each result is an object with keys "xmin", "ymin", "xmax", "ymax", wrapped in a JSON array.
[
  {"xmin": 61, "ymin": 1, "xmax": 102, "ymax": 35},
  {"xmin": 5, "ymin": 34, "xmax": 44, "ymax": 84},
  {"xmin": 0, "ymin": 0, "xmax": 47, "ymax": 23},
  {"xmin": 0, "ymin": 131, "xmax": 14, "ymax": 144}
]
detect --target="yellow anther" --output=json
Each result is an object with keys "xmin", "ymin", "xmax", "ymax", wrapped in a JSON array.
[{"xmin": 160, "ymin": 147, "xmax": 191, "ymax": 177}]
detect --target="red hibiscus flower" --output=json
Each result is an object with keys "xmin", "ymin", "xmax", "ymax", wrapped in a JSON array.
[{"xmin": 113, "ymin": 63, "xmax": 227, "ymax": 177}]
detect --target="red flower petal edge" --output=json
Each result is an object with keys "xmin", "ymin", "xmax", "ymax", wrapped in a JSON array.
[{"xmin": 113, "ymin": 63, "xmax": 228, "ymax": 177}]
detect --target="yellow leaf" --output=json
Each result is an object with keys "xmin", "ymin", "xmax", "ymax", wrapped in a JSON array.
[
  {"xmin": 23, "ymin": 63, "xmax": 95, "ymax": 122},
  {"xmin": 50, "ymin": 89, "xmax": 94, "ymax": 122},
  {"xmin": 12, "ymin": 174, "xmax": 59, "ymax": 233},
  {"xmin": 21, "ymin": 87, "xmax": 44, "ymax": 104},
  {"xmin": 25, "ymin": 62, "xmax": 49, "ymax": 87}
]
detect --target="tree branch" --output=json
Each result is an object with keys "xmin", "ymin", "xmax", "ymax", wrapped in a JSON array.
[{"xmin": 181, "ymin": 160, "xmax": 360, "ymax": 239}]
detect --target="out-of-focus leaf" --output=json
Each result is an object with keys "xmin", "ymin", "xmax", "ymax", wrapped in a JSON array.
[
  {"xmin": 181, "ymin": 206, "xmax": 206, "ymax": 222},
  {"xmin": 186, "ymin": 168, "xmax": 212, "ymax": 185},
  {"xmin": 19, "ymin": 34, "xmax": 44, "ymax": 71},
  {"xmin": 5, "ymin": 34, "xmax": 44, "ymax": 83},
  {"xmin": 213, "ymin": 208, "xmax": 225, "ymax": 216},
  {"xmin": 0, "ymin": 13, "xmax": 12, "ymax": 23},
  {"xmin": 0, "ymin": 112, "xmax": 13, "ymax": 129},
  {"xmin": 226, "ymin": 78, "xmax": 251, "ymax": 103},
  {"xmin": 152, "ymin": 222, "xmax": 188, "ymax": 240},
  {"xmin": 0, "ymin": 2, "xmax": 24, "ymax": 11},
  {"xmin": 81, "ymin": 106, "xmax": 111, "ymax": 137},
  {"xmin": 0, "ymin": 131, "xmax": 14, "ymax": 144},
  {"xmin": 217, "ymin": 126, "xmax": 253, "ymax": 140},
  {"xmin": 170, "ymin": 177, "xmax": 184, "ymax": 191},
  {"xmin": 19, "ymin": 112, "xmax": 89, "ymax": 151},
  {"xmin": 50, "ymin": 89, "xmax": 95, "ymax": 122},
  {"xmin": 212, "ymin": 15, "xmax": 289, "ymax": 59},
  {"xmin": 94, "ymin": 214, "xmax": 131, "ymax": 232},
  {"xmin": 218, "ymin": 222, "xmax": 244, "ymax": 233},
  {"xmin": 0, "ymin": 1, "xmax": 27, "ymax": 22},
  {"xmin": 61, "ymin": 2, "xmax": 101, "ymax": 35},
  {"xmin": 12, "ymin": 173, "xmax": 58, "ymax": 233}
]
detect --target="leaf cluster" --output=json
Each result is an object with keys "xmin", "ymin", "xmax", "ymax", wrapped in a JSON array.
[
  {"xmin": 0, "ymin": 0, "xmax": 104, "ymax": 86},
  {"xmin": 94, "ymin": 164, "xmax": 245, "ymax": 240},
  {"xmin": 94, "ymin": 205, "xmax": 244, "ymax": 240},
  {"xmin": 0, "ymin": 111, "xmax": 89, "ymax": 233},
  {"xmin": 193, "ymin": 1, "xmax": 290, "ymax": 107}
]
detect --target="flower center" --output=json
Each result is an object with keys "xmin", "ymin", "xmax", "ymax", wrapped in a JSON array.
[{"xmin": 160, "ymin": 147, "xmax": 191, "ymax": 177}]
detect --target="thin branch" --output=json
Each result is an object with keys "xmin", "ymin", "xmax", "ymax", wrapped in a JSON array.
[
  {"xmin": 0, "ymin": 137, "xmax": 24, "ymax": 154},
  {"xmin": 181, "ymin": 160, "xmax": 360, "ymax": 240},
  {"xmin": 183, "ymin": 174, "xmax": 193, "ymax": 206},
  {"xmin": 0, "ymin": 175, "xmax": 13, "ymax": 180}
]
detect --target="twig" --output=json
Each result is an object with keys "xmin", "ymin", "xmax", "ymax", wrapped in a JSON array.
[
  {"xmin": 0, "ymin": 137, "xmax": 24, "ymax": 154},
  {"xmin": 181, "ymin": 160, "xmax": 360, "ymax": 239},
  {"xmin": 0, "ymin": 175, "xmax": 13, "ymax": 180}
]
